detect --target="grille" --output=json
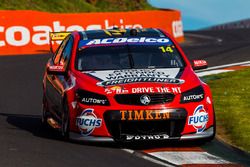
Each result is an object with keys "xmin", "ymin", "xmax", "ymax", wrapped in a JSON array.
[
  {"xmin": 104, "ymin": 109, "xmax": 187, "ymax": 141},
  {"xmin": 114, "ymin": 93, "xmax": 175, "ymax": 105}
]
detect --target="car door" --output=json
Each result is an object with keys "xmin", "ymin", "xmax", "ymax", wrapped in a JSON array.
[{"xmin": 45, "ymin": 35, "xmax": 74, "ymax": 121}]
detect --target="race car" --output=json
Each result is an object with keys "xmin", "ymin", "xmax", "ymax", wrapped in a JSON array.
[{"xmin": 42, "ymin": 28, "xmax": 215, "ymax": 142}]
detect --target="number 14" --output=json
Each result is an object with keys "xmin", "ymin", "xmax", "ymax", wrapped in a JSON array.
[{"xmin": 159, "ymin": 46, "xmax": 174, "ymax": 53}]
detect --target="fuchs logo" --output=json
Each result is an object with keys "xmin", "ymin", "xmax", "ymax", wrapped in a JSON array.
[
  {"xmin": 76, "ymin": 108, "xmax": 102, "ymax": 136},
  {"xmin": 188, "ymin": 105, "xmax": 208, "ymax": 133}
]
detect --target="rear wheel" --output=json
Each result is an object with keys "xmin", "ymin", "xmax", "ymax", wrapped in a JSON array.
[
  {"xmin": 61, "ymin": 99, "xmax": 70, "ymax": 139},
  {"xmin": 41, "ymin": 96, "xmax": 49, "ymax": 128}
]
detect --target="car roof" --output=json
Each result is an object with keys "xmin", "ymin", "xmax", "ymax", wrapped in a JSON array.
[{"xmin": 77, "ymin": 28, "xmax": 167, "ymax": 40}]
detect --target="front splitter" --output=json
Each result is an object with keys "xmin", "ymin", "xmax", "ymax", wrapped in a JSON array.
[
  {"xmin": 180, "ymin": 127, "xmax": 214, "ymax": 140},
  {"xmin": 69, "ymin": 127, "xmax": 214, "ymax": 142},
  {"xmin": 70, "ymin": 132, "xmax": 114, "ymax": 142}
]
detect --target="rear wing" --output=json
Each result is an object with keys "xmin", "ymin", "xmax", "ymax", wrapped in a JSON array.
[{"xmin": 49, "ymin": 32, "xmax": 71, "ymax": 54}]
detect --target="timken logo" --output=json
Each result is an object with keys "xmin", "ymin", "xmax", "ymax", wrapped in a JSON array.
[{"xmin": 120, "ymin": 110, "xmax": 170, "ymax": 121}]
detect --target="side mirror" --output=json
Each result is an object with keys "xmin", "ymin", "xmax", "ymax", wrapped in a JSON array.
[
  {"xmin": 47, "ymin": 65, "xmax": 66, "ymax": 75},
  {"xmin": 192, "ymin": 60, "xmax": 208, "ymax": 70}
]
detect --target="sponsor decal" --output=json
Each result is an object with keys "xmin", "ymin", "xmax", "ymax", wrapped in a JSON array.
[
  {"xmin": 99, "ymin": 77, "xmax": 182, "ymax": 86},
  {"xmin": 48, "ymin": 65, "xmax": 64, "ymax": 71},
  {"xmin": 132, "ymin": 87, "xmax": 181, "ymax": 94},
  {"xmin": 76, "ymin": 89, "xmax": 110, "ymax": 106},
  {"xmin": 76, "ymin": 108, "xmax": 102, "ymax": 136},
  {"xmin": 133, "ymin": 87, "xmax": 154, "ymax": 93},
  {"xmin": 85, "ymin": 68, "xmax": 184, "ymax": 87},
  {"xmin": 125, "ymin": 134, "xmax": 169, "ymax": 141},
  {"xmin": 188, "ymin": 105, "xmax": 208, "ymax": 133},
  {"xmin": 105, "ymin": 86, "xmax": 181, "ymax": 95},
  {"xmin": 193, "ymin": 60, "xmax": 207, "ymax": 67},
  {"xmin": 105, "ymin": 86, "xmax": 129, "ymax": 94},
  {"xmin": 120, "ymin": 110, "xmax": 170, "ymax": 121},
  {"xmin": 183, "ymin": 94, "xmax": 204, "ymax": 102},
  {"xmin": 180, "ymin": 86, "xmax": 204, "ymax": 103},
  {"xmin": 84, "ymin": 37, "xmax": 170, "ymax": 45},
  {"xmin": 81, "ymin": 97, "xmax": 107, "ymax": 105}
]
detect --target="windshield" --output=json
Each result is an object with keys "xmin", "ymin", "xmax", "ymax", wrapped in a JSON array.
[{"xmin": 76, "ymin": 44, "xmax": 185, "ymax": 71}]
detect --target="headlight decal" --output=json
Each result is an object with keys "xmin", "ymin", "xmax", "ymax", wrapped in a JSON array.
[
  {"xmin": 81, "ymin": 97, "xmax": 107, "ymax": 105},
  {"xmin": 76, "ymin": 89, "xmax": 110, "ymax": 106},
  {"xmin": 180, "ymin": 86, "xmax": 204, "ymax": 103}
]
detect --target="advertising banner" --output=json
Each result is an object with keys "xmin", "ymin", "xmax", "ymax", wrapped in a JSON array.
[{"xmin": 0, "ymin": 10, "xmax": 183, "ymax": 55}]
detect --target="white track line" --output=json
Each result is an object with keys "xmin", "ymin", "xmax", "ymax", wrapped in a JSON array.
[
  {"xmin": 122, "ymin": 149, "xmax": 134, "ymax": 154},
  {"xmin": 196, "ymin": 61, "xmax": 250, "ymax": 72},
  {"xmin": 140, "ymin": 155, "xmax": 174, "ymax": 167},
  {"xmin": 122, "ymin": 149, "xmax": 174, "ymax": 167},
  {"xmin": 196, "ymin": 61, "xmax": 250, "ymax": 76},
  {"xmin": 197, "ymin": 69, "xmax": 234, "ymax": 77},
  {"xmin": 148, "ymin": 151, "xmax": 231, "ymax": 165}
]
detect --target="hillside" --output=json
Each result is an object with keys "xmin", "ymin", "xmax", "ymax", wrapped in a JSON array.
[{"xmin": 0, "ymin": 0, "xmax": 154, "ymax": 13}]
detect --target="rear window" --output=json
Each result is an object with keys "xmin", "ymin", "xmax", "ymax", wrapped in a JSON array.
[{"xmin": 76, "ymin": 44, "xmax": 185, "ymax": 71}]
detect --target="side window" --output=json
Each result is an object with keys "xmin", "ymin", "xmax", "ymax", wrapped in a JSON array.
[
  {"xmin": 53, "ymin": 36, "xmax": 70, "ymax": 65},
  {"xmin": 59, "ymin": 36, "xmax": 73, "ymax": 66}
]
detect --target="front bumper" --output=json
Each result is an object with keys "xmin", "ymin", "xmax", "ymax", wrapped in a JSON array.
[{"xmin": 72, "ymin": 98, "xmax": 215, "ymax": 142}]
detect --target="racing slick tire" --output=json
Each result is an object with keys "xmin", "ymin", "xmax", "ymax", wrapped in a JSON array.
[
  {"xmin": 196, "ymin": 110, "xmax": 216, "ymax": 145},
  {"xmin": 205, "ymin": 106, "xmax": 216, "ymax": 142},
  {"xmin": 205, "ymin": 112, "xmax": 216, "ymax": 142},
  {"xmin": 61, "ymin": 98, "xmax": 70, "ymax": 140},
  {"xmin": 41, "ymin": 95, "xmax": 50, "ymax": 129}
]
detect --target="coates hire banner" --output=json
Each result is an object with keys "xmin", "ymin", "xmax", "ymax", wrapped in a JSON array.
[{"xmin": 0, "ymin": 10, "xmax": 183, "ymax": 55}]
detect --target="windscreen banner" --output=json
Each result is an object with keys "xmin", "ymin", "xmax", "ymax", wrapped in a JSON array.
[{"xmin": 0, "ymin": 10, "xmax": 184, "ymax": 55}]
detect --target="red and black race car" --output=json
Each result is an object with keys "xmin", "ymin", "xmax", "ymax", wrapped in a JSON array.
[{"xmin": 42, "ymin": 28, "xmax": 215, "ymax": 142}]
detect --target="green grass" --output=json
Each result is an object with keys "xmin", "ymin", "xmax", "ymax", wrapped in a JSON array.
[
  {"xmin": 203, "ymin": 68, "xmax": 250, "ymax": 152},
  {"xmin": 0, "ymin": 0, "xmax": 155, "ymax": 13}
]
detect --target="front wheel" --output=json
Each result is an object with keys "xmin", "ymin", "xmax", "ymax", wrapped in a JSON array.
[
  {"xmin": 196, "ymin": 111, "xmax": 216, "ymax": 144},
  {"xmin": 206, "ymin": 107, "xmax": 216, "ymax": 142}
]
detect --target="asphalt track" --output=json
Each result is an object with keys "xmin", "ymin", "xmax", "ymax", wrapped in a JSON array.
[{"xmin": 0, "ymin": 29, "xmax": 249, "ymax": 167}]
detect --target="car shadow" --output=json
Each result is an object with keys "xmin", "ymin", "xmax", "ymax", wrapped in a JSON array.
[
  {"xmin": 1, "ymin": 112, "xmax": 208, "ymax": 150},
  {"xmin": 2, "ymin": 112, "xmax": 120, "ymax": 148},
  {"xmin": 2, "ymin": 112, "xmax": 62, "ymax": 140}
]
